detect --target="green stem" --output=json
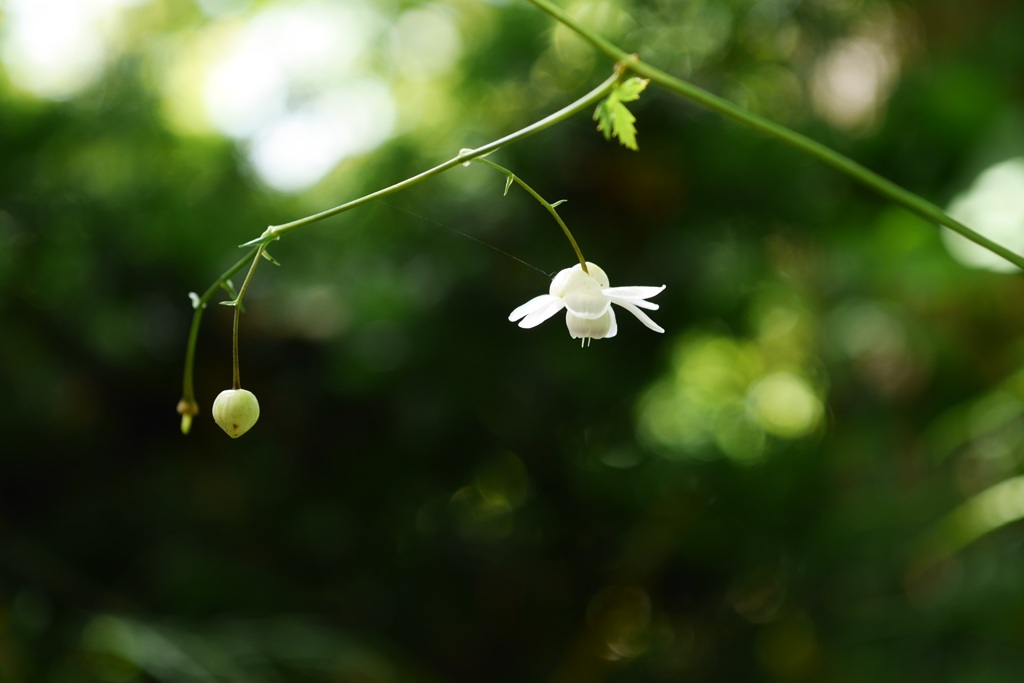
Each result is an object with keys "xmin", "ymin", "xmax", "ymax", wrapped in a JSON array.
[
  {"xmin": 178, "ymin": 248, "xmax": 259, "ymax": 433},
  {"xmin": 523, "ymin": 0, "xmax": 1024, "ymax": 272},
  {"xmin": 244, "ymin": 71, "xmax": 621, "ymax": 245},
  {"xmin": 473, "ymin": 157, "xmax": 588, "ymax": 272},
  {"xmin": 230, "ymin": 246, "xmax": 266, "ymax": 390},
  {"xmin": 182, "ymin": 73, "xmax": 623, "ymax": 432}
]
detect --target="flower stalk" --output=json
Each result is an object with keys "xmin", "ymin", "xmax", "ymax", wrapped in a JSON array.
[
  {"xmin": 471, "ymin": 157, "xmax": 588, "ymax": 273},
  {"xmin": 229, "ymin": 245, "xmax": 266, "ymax": 390}
]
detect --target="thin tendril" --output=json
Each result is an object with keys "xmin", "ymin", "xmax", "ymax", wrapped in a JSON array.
[{"xmin": 471, "ymin": 157, "xmax": 589, "ymax": 273}]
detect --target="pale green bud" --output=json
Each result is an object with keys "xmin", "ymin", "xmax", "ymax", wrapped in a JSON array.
[{"xmin": 211, "ymin": 389, "xmax": 260, "ymax": 438}]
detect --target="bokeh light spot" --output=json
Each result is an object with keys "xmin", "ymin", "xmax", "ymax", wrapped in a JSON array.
[
  {"xmin": 190, "ymin": 0, "xmax": 393, "ymax": 192},
  {"xmin": 1, "ymin": 0, "xmax": 146, "ymax": 100},
  {"xmin": 943, "ymin": 158, "xmax": 1024, "ymax": 273},
  {"xmin": 639, "ymin": 314, "xmax": 825, "ymax": 462},
  {"xmin": 747, "ymin": 371, "xmax": 822, "ymax": 439},
  {"xmin": 249, "ymin": 80, "xmax": 396, "ymax": 193},
  {"xmin": 391, "ymin": 5, "xmax": 463, "ymax": 80},
  {"xmin": 203, "ymin": 45, "xmax": 287, "ymax": 139},
  {"xmin": 811, "ymin": 24, "xmax": 900, "ymax": 130}
]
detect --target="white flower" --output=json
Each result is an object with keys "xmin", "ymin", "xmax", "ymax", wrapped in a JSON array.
[{"xmin": 508, "ymin": 262, "xmax": 666, "ymax": 344}]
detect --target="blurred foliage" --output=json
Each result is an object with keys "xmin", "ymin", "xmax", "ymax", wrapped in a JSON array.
[{"xmin": 2, "ymin": 0, "xmax": 1024, "ymax": 681}]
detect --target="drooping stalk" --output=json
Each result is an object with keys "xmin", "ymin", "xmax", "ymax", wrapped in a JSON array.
[
  {"xmin": 473, "ymin": 157, "xmax": 589, "ymax": 273},
  {"xmin": 230, "ymin": 245, "xmax": 266, "ymax": 390}
]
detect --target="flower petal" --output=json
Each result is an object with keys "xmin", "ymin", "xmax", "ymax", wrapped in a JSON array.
[
  {"xmin": 558, "ymin": 269, "xmax": 609, "ymax": 320},
  {"xmin": 548, "ymin": 266, "xmax": 579, "ymax": 296},
  {"xmin": 604, "ymin": 285, "xmax": 666, "ymax": 308},
  {"xmin": 566, "ymin": 310, "xmax": 613, "ymax": 340},
  {"xmin": 607, "ymin": 294, "xmax": 659, "ymax": 311},
  {"xmin": 564, "ymin": 291, "xmax": 611, "ymax": 319},
  {"xmin": 509, "ymin": 294, "xmax": 553, "ymax": 322},
  {"xmin": 510, "ymin": 294, "xmax": 565, "ymax": 328},
  {"xmin": 583, "ymin": 262, "xmax": 610, "ymax": 288},
  {"xmin": 612, "ymin": 299, "xmax": 665, "ymax": 333},
  {"xmin": 605, "ymin": 306, "xmax": 618, "ymax": 338}
]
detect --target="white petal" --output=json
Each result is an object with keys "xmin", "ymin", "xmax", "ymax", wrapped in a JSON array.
[
  {"xmin": 607, "ymin": 294, "xmax": 659, "ymax": 311},
  {"xmin": 612, "ymin": 299, "xmax": 665, "ymax": 333},
  {"xmin": 604, "ymin": 284, "xmax": 666, "ymax": 304},
  {"xmin": 548, "ymin": 266, "xmax": 579, "ymax": 296},
  {"xmin": 511, "ymin": 295, "xmax": 565, "ymax": 328},
  {"xmin": 605, "ymin": 306, "xmax": 617, "ymax": 338},
  {"xmin": 509, "ymin": 294, "xmax": 550, "ymax": 321},
  {"xmin": 559, "ymin": 271, "xmax": 609, "ymax": 319},
  {"xmin": 564, "ymin": 291, "xmax": 610, "ymax": 319},
  {"xmin": 566, "ymin": 310, "xmax": 613, "ymax": 339},
  {"xmin": 583, "ymin": 262, "xmax": 610, "ymax": 288}
]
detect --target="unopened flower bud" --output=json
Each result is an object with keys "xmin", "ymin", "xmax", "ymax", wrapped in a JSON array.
[
  {"xmin": 211, "ymin": 389, "xmax": 260, "ymax": 438},
  {"xmin": 177, "ymin": 398, "xmax": 199, "ymax": 435}
]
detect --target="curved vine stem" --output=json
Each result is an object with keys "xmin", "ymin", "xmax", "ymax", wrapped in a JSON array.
[
  {"xmin": 181, "ymin": 1, "xmax": 1024, "ymax": 433},
  {"xmin": 472, "ymin": 157, "xmax": 589, "ymax": 272},
  {"xmin": 179, "ymin": 70, "xmax": 623, "ymax": 432},
  {"xmin": 240, "ymin": 72, "xmax": 621, "ymax": 247},
  {"xmin": 523, "ymin": 0, "xmax": 1024, "ymax": 272}
]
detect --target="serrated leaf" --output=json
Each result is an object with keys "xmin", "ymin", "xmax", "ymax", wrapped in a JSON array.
[
  {"xmin": 593, "ymin": 98, "xmax": 614, "ymax": 141},
  {"xmin": 612, "ymin": 101, "xmax": 639, "ymax": 150},
  {"xmin": 594, "ymin": 98, "xmax": 640, "ymax": 150},
  {"xmin": 592, "ymin": 78, "xmax": 647, "ymax": 151},
  {"xmin": 616, "ymin": 77, "xmax": 649, "ymax": 102}
]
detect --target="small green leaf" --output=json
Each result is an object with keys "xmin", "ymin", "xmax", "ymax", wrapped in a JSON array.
[
  {"xmin": 592, "ymin": 77, "xmax": 649, "ymax": 151},
  {"xmin": 261, "ymin": 250, "xmax": 281, "ymax": 266},
  {"xmin": 550, "ymin": 199, "xmax": 568, "ymax": 208},
  {"xmin": 594, "ymin": 99, "xmax": 616, "ymax": 142},
  {"xmin": 613, "ymin": 101, "xmax": 639, "ymax": 150},
  {"xmin": 219, "ymin": 300, "xmax": 238, "ymax": 307},
  {"xmin": 503, "ymin": 175, "xmax": 514, "ymax": 196},
  {"xmin": 616, "ymin": 77, "xmax": 649, "ymax": 102}
]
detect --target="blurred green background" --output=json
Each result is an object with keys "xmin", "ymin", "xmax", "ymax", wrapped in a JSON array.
[{"xmin": 2, "ymin": 0, "xmax": 1024, "ymax": 680}]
